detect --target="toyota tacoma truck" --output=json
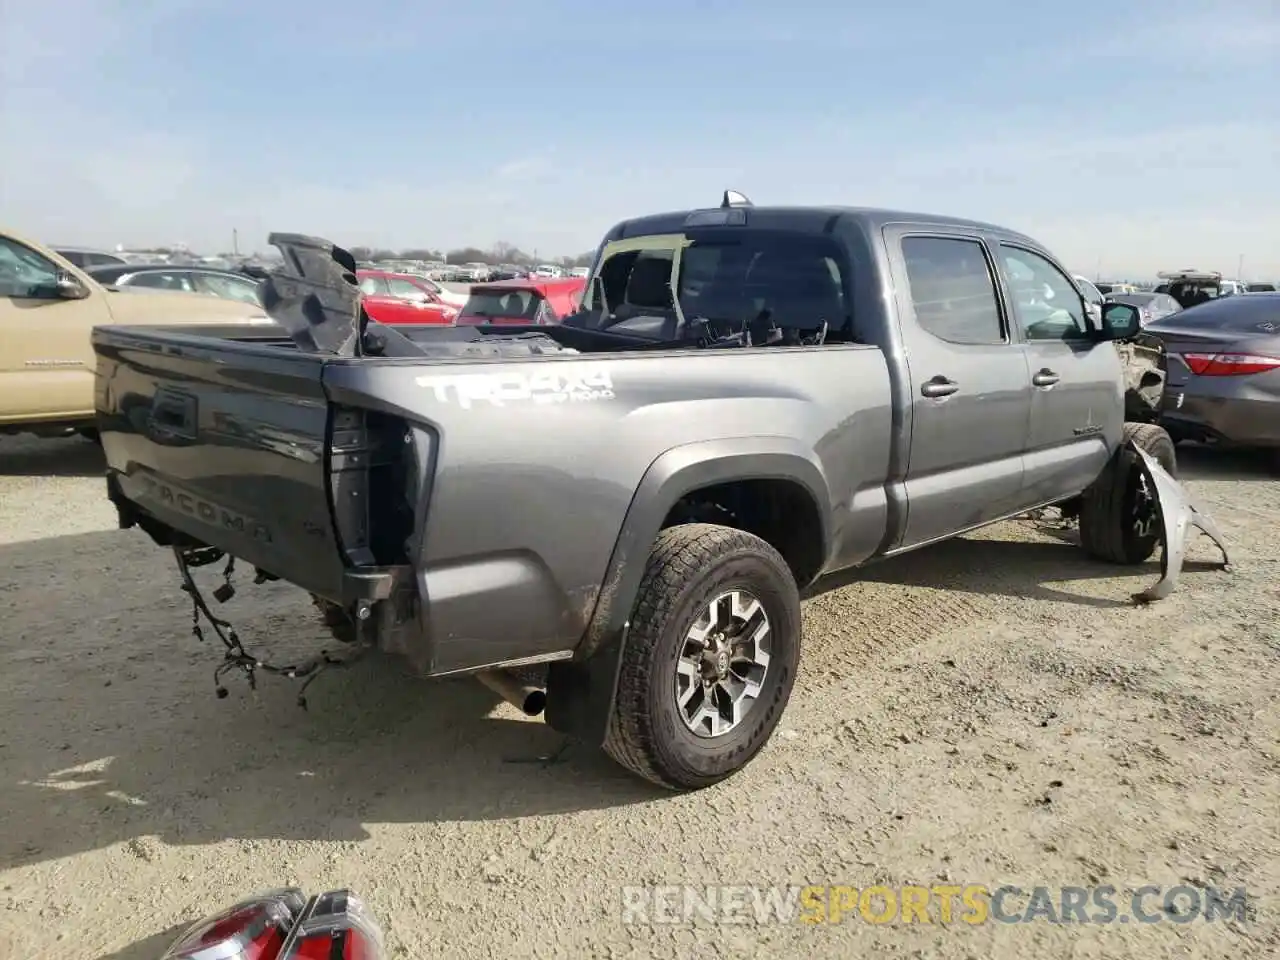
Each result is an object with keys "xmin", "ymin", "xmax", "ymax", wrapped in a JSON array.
[
  {"xmin": 0, "ymin": 227, "xmax": 272, "ymax": 439},
  {"xmin": 91, "ymin": 195, "xmax": 1228, "ymax": 791}
]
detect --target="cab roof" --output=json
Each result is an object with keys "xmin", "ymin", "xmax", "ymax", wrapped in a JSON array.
[{"xmin": 605, "ymin": 204, "xmax": 1041, "ymax": 247}]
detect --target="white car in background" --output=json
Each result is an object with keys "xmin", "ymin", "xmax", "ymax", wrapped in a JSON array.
[{"xmin": 533, "ymin": 264, "xmax": 563, "ymax": 278}]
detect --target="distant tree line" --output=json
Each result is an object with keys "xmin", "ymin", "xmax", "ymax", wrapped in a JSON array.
[{"xmin": 348, "ymin": 242, "xmax": 595, "ymax": 268}]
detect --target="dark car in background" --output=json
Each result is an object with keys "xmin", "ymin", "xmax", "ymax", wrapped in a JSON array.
[
  {"xmin": 54, "ymin": 246, "xmax": 129, "ymax": 269},
  {"xmin": 455, "ymin": 276, "xmax": 585, "ymax": 325},
  {"xmin": 1246, "ymin": 282, "xmax": 1277, "ymax": 293},
  {"xmin": 1144, "ymin": 293, "xmax": 1280, "ymax": 460},
  {"xmin": 485, "ymin": 264, "xmax": 530, "ymax": 281},
  {"xmin": 87, "ymin": 263, "xmax": 265, "ymax": 305},
  {"xmin": 1105, "ymin": 291, "xmax": 1182, "ymax": 327}
]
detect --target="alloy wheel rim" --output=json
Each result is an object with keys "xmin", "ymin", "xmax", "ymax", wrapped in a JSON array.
[{"xmin": 675, "ymin": 589, "xmax": 771, "ymax": 738}]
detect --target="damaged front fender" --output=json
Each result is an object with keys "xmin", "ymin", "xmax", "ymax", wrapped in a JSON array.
[{"xmin": 1131, "ymin": 444, "xmax": 1230, "ymax": 603}]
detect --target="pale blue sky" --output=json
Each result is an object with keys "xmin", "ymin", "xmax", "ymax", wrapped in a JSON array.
[{"xmin": 1, "ymin": 0, "xmax": 1277, "ymax": 276}]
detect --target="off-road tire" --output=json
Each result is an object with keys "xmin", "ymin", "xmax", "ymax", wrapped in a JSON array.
[
  {"xmin": 1079, "ymin": 423, "xmax": 1176, "ymax": 565},
  {"xmin": 312, "ymin": 595, "xmax": 358, "ymax": 644},
  {"xmin": 602, "ymin": 523, "xmax": 801, "ymax": 790}
]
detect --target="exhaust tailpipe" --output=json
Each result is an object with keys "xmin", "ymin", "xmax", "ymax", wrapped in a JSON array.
[{"xmin": 476, "ymin": 670, "xmax": 547, "ymax": 717}]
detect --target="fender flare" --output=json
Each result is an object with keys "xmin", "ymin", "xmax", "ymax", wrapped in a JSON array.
[{"xmin": 545, "ymin": 436, "xmax": 831, "ymax": 744}]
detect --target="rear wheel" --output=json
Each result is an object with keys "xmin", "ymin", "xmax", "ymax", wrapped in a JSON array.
[
  {"xmin": 603, "ymin": 523, "xmax": 801, "ymax": 790},
  {"xmin": 1079, "ymin": 423, "xmax": 1176, "ymax": 565}
]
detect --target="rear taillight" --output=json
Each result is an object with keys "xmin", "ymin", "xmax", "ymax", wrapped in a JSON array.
[
  {"xmin": 280, "ymin": 890, "xmax": 384, "ymax": 960},
  {"xmin": 1179, "ymin": 352, "xmax": 1280, "ymax": 376},
  {"xmin": 161, "ymin": 889, "xmax": 307, "ymax": 959},
  {"xmin": 161, "ymin": 889, "xmax": 384, "ymax": 960}
]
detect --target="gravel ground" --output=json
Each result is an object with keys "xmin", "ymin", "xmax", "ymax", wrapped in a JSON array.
[{"xmin": 0, "ymin": 434, "xmax": 1277, "ymax": 959}]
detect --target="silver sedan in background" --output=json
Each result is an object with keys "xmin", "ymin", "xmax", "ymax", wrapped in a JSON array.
[{"xmin": 86, "ymin": 264, "xmax": 264, "ymax": 305}]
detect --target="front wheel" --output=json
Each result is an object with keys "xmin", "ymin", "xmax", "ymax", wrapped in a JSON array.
[
  {"xmin": 1079, "ymin": 423, "xmax": 1176, "ymax": 565},
  {"xmin": 603, "ymin": 523, "xmax": 801, "ymax": 790}
]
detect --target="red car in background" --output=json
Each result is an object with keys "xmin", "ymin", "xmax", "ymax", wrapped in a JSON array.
[
  {"xmin": 357, "ymin": 269, "xmax": 458, "ymax": 325},
  {"xmin": 455, "ymin": 276, "xmax": 586, "ymax": 326}
]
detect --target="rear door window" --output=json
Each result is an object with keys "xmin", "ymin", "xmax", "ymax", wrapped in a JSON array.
[
  {"xmin": 194, "ymin": 273, "xmax": 262, "ymax": 304},
  {"xmin": 127, "ymin": 271, "xmax": 197, "ymax": 293},
  {"xmin": 359, "ymin": 275, "xmax": 389, "ymax": 296},
  {"xmin": 900, "ymin": 236, "xmax": 1005, "ymax": 345},
  {"xmin": 386, "ymin": 277, "xmax": 429, "ymax": 301}
]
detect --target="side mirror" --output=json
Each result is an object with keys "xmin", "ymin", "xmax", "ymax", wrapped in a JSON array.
[
  {"xmin": 55, "ymin": 272, "xmax": 90, "ymax": 299},
  {"xmin": 1099, "ymin": 302, "xmax": 1141, "ymax": 340}
]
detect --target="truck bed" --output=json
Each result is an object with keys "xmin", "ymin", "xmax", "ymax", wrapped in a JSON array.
[{"xmin": 93, "ymin": 320, "xmax": 895, "ymax": 676}]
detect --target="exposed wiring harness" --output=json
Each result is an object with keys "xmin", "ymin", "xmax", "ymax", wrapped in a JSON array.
[{"xmin": 173, "ymin": 545, "xmax": 367, "ymax": 709}]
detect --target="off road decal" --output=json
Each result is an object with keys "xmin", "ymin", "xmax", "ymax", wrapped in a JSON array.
[{"xmin": 414, "ymin": 368, "xmax": 615, "ymax": 409}]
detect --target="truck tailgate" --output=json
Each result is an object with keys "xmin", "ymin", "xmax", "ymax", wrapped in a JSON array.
[{"xmin": 94, "ymin": 326, "xmax": 346, "ymax": 600}]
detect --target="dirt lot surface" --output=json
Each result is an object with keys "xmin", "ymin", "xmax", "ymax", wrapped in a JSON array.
[{"xmin": 1, "ymin": 434, "xmax": 1277, "ymax": 959}]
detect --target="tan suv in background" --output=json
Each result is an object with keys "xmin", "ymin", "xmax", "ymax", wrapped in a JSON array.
[{"xmin": 1, "ymin": 228, "xmax": 273, "ymax": 439}]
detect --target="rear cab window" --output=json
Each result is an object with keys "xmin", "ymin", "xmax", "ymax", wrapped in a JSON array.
[{"xmin": 579, "ymin": 227, "xmax": 853, "ymax": 345}]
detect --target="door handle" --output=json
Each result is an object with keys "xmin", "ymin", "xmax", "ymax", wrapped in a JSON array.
[
  {"xmin": 1032, "ymin": 368, "xmax": 1060, "ymax": 387},
  {"xmin": 920, "ymin": 376, "xmax": 959, "ymax": 398}
]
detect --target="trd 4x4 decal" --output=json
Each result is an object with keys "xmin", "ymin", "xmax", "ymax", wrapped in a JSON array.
[{"xmin": 414, "ymin": 368, "xmax": 615, "ymax": 408}]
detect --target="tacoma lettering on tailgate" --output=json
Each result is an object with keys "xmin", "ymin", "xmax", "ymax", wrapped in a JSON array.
[{"xmin": 139, "ymin": 474, "xmax": 273, "ymax": 544}]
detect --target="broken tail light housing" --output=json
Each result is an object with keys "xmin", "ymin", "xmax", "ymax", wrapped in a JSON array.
[
  {"xmin": 1179, "ymin": 352, "xmax": 1280, "ymax": 376},
  {"xmin": 280, "ymin": 889, "xmax": 384, "ymax": 959},
  {"xmin": 161, "ymin": 888, "xmax": 384, "ymax": 960}
]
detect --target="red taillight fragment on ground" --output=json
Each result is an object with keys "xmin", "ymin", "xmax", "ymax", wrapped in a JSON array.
[{"xmin": 160, "ymin": 888, "xmax": 384, "ymax": 960}]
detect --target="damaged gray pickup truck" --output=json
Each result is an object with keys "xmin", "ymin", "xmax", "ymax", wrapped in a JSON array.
[{"xmin": 92, "ymin": 194, "xmax": 1229, "ymax": 790}]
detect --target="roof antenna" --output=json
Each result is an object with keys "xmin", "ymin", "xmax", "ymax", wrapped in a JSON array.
[{"xmin": 721, "ymin": 189, "xmax": 753, "ymax": 209}]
